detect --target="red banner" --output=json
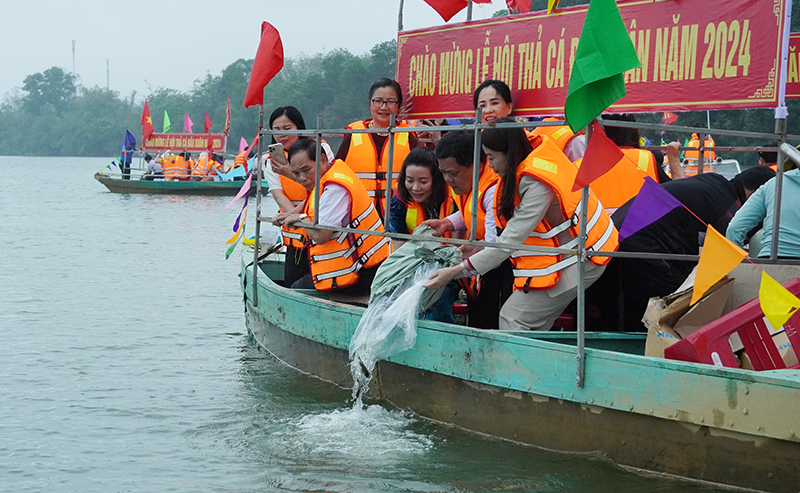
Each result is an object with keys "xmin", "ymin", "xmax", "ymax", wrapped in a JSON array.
[
  {"xmin": 787, "ymin": 33, "xmax": 800, "ymax": 98},
  {"xmin": 143, "ymin": 133, "xmax": 226, "ymax": 152},
  {"xmin": 397, "ymin": 0, "xmax": 789, "ymax": 119}
]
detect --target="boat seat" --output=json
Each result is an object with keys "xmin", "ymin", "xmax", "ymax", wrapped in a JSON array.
[{"xmin": 664, "ymin": 278, "xmax": 800, "ymax": 370}]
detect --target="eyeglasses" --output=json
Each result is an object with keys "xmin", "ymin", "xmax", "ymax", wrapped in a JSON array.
[{"xmin": 371, "ymin": 98, "xmax": 399, "ymax": 108}]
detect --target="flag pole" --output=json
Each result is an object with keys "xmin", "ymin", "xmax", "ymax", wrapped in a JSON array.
[
  {"xmin": 469, "ymin": 109, "xmax": 482, "ymax": 241},
  {"xmin": 575, "ymin": 123, "xmax": 592, "ymax": 388},
  {"xmin": 252, "ymin": 104, "xmax": 265, "ymax": 307},
  {"xmin": 398, "ymin": 0, "xmax": 404, "ymax": 31}
]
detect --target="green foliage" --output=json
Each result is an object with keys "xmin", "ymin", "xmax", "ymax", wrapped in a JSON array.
[{"xmin": 0, "ymin": 40, "xmax": 397, "ymax": 157}]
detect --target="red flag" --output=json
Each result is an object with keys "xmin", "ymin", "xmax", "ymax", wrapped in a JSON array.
[
  {"xmin": 204, "ymin": 112, "xmax": 213, "ymax": 134},
  {"xmin": 241, "ymin": 135, "xmax": 259, "ymax": 173},
  {"xmin": 506, "ymin": 0, "xmax": 531, "ymax": 13},
  {"xmin": 243, "ymin": 22, "xmax": 284, "ymax": 108},
  {"xmin": 423, "ymin": 0, "xmax": 467, "ymax": 21},
  {"xmin": 571, "ymin": 121, "xmax": 624, "ymax": 192},
  {"xmin": 661, "ymin": 112, "xmax": 678, "ymax": 125},
  {"xmin": 141, "ymin": 100, "xmax": 154, "ymax": 141},
  {"xmin": 224, "ymin": 98, "xmax": 231, "ymax": 137}
]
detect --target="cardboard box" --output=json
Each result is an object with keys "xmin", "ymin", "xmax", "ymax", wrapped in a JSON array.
[{"xmin": 644, "ymin": 276, "xmax": 734, "ymax": 358}]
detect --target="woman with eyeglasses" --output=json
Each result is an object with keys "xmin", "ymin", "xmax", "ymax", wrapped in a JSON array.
[{"xmin": 336, "ymin": 78, "xmax": 418, "ymax": 220}]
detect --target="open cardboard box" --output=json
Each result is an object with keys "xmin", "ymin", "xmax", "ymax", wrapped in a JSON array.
[{"xmin": 643, "ymin": 272, "xmax": 734, "ymax": 358}]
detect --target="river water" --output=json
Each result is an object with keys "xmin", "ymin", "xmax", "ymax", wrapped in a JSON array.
[{"xmin": 0, "ymin": 157, "xmax": 722, "ymax": 492}]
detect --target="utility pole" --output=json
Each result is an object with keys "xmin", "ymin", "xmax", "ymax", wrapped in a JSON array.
[{"xmin": 72, "ymin": 40, "xmax": 76, "ymax": 76}]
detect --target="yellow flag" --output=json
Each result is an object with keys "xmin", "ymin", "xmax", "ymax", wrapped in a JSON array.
[
  {"xmin": 759, "ymin": 271, "xmax": 800, "ymax": 330},
  {"xmin": 691, "ymin": 226, "xmax": 746, "ymax": 304},
  {"xmin": 547, "ymin": 0, "xmax": 560, "ymax": 14}
]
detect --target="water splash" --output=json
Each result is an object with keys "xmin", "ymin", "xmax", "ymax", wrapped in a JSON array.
[{"xmin": 348, "ymin": 263, "xmax": 440, "ymax": 405}]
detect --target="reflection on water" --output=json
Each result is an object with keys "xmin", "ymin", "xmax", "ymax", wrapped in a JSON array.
[{"xmin": 0, "ymin": 157, "xmax": 724, "ymax": 492}]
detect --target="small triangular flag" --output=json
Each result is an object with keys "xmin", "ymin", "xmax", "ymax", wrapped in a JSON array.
[
  {"xmin": 691, "ymin": 226, "xmax": 746, "ymax": 304},
  {"xmin": 617, "ymin": 176, "xmax": 681, "ymax": 242},
  {"xmin": 759, "ymin": 272, "xmax": 800, "ymax": 330}
]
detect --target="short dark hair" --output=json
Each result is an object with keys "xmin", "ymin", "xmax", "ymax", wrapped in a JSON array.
[
  {"xmin": 368, "ymin": 78, "xmax": 403, "ymax": 106},
  {"xmin": 397, "ymin": 147, "xmax": 447, "ymax": 206},
  {"xmin": 287, "ymin": 137, "xmax": 319, "ymax": 162},
  {"xmin": 434, "ymin": 130, "xmax": 481, "ymax": 167},
  {"xmin": 472, "ymin": 79, "xmax": 512, "ymax": 109},
  {"xmin": 601, "ymin": 113, "xmax": 640, "ymax": 148},
  {"xmin": 731, "ymin": 165, "xmax": 775, "ymax": 196},
  {"xmin": 758, "ymin": 144, "xmax": 778, "ymax": 165},
  {"xmin": 481, "ymin": 117, "xmax": 534, "ymax": 220},
  {"xmin": 144, "ymin": 154, "xmax": 152, "ymax": 162},
  {"xmin": 268, "ymin": 106, "xmax": 306, "ymax": 145}
]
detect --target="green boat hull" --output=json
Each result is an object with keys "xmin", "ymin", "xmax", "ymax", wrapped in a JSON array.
[
  {"xmin": 241, "ymin": 259, "xmax": 800, "ymax": 492},
  {"xmin": 94, "ymin": 172, "xmax": 264, "ymax": 196}
]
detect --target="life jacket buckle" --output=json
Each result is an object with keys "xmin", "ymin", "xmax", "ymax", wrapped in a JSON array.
[{"xmin": 523, "ymin": 277, "xmax": 532, "ymax": 294}]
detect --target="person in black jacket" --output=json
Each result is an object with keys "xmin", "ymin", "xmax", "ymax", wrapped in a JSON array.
[{"xmin": 588, "ymin": 167, "xmax": 775, "ymax": 332}]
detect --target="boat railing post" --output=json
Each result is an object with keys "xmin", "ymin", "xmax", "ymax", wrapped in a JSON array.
[
  {"xmin": 697, "ymin": 132, "xmax": 706, "ymax": 174},
  {"xmin": 575, "ymin": 124, "xmax": 591, "ymax": 388},
  {"xmin": 314, "ymin": 115, "xmax": 323, "ymax": 226},
  {"xmin": 469, "ymin": 109, "xmax": 483, "ymax": 241},
  {"xmin": 772, "ymin": 117, "xmax": 788, "ymax": 260},
  {"xmin": 385, "ymin": 113, "xmax": 396, "ymax": 224},
  {"xmin": 252, "ymin": 105, "xmax": 265, "ymax": 307},
  {"xmin": 466, "ymin": 0, "xmax": 473, "ymax": 21}
]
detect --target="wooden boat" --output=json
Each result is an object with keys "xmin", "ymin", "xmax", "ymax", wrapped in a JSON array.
[
  {"xmin": 241, "ymin": 256, "xmax": 800, "ymax": 493},
  {"xmin": 94, "ymin": 172, "xmax": 263, "ymax": 196}
]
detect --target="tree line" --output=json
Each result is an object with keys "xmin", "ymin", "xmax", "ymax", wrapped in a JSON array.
[{"xmin": 0, "ymin": 40, "xmax": 397, "ymax": 158}]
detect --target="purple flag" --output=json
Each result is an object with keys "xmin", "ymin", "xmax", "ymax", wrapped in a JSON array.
[
  {"xmin": 618, "ymin": 176, "xmax": 681, "ymax": 242},
  {"xmin": 233, "ymin": 192, "xmax": 250, "ymax": 232},
  {"xmin": 239, "ymin": 137, "xmax": 248, "ymax": 153}
]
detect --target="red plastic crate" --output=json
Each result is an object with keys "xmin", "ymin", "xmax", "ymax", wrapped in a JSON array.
[{"xmin": 664, "ymin": 278, "xmax": 800, "ymax": 370}]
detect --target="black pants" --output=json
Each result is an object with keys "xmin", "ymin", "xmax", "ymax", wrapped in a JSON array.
[
  {"xmin": 467, "ymin": 259, "xmax": 514, "ymax": 330},
  {"xmin": 283, "ymin": 245, "xmax": 310, "ymax": 288}
]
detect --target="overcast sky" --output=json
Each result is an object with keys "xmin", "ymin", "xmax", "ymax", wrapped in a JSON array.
[{"xmin": 1, "ymin": 0, "xmax": 508, "ymax": 102}]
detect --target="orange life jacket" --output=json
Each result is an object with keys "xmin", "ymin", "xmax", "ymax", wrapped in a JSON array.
[
  {"xmin": 163, "ymin": 156, "xmax": 185, "ymax": 180},
  {"xmin": 495, "ymin": 137, "xmax": 619, "ymax": 292},
  {"xmin": 684, "ymin": 133, "xmax": 716, "ymax": 161},
  {"xmin": 531, "ymin": 117, "xmax": 577, "ymax": 152},
  {"xmin": 450, "ymin": 164, "xmax": 499, "ymax": 299},
  {"xmin": 344, "ymin": 120, "xmax": 413, "ymax": 216},
  {"xmin": 234, "ymin": 151, "xmax": 249, "ymax": 173},
  {"xmin": 577, "ymin": 147, "xmax": 660, "ymax": 211},
  {"xmin": 303, "ymin": 159, "xmax": 390, "ymax": 291},
  {"xmin": 191, "ymin": 154, "xmax": 211, "ymax": 177}
]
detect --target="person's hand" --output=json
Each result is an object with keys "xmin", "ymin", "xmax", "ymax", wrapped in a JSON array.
[
  {"xmin": 281, "ymin": 213, "xmax": 306, "ymax": 226},
  {"xmin": 271, "ymin": 211, "xmax": 292, "ymax": 226},
  {"xmin": 666, "ymin": 141, "xmax": 681, "ymax": 159},
  {"xmin": 420, "ymin": 218, "xmax": 453, "ymax": 237},
  {"xmin": 423, "ymin": 265, "xmax": 461, "ymax": 290},
  {"xmin": 270, "ymin": 158, "xmax": 293, "ymax": 179},
  {"xmin": 459, "ymin": 244, "xmax": 483, "ymax": 259}
]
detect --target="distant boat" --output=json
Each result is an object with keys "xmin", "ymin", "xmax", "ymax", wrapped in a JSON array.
[
  {"xmin": 94, "ymin": 172, "xmax": 264, "ymax": 196},
  {"xmin": 241, "ymin": 255, "xmax": 800, "ymax": 493}
]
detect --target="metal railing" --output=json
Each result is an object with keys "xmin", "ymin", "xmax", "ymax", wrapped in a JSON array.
[{"xmin": 250, "ymin": 112, "xmax": 800, "ymax": 387}]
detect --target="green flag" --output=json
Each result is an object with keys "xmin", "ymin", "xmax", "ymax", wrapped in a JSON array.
[
  {"xmin": 564, "ymin": 0, "xmax": 640, "ymax": 133},
  {"xmin": 163, "ymin": 110, "xmax": 171, "ymax": 133}
]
